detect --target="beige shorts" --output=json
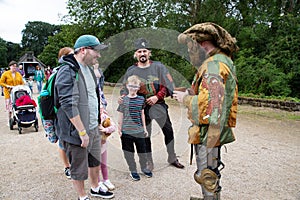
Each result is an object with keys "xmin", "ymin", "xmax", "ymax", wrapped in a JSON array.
[{"xmin": 64, "ymin": 127, "xmax": 101, "ymax": 180}]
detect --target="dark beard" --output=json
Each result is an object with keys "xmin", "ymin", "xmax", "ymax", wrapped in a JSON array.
[{"xmin": 139, "ymin": 56, "xmax": 148, "ymax": 63}]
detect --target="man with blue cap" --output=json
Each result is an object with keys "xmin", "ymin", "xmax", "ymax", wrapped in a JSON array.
[{"xmin": 54, "ymin": 35, "xmax": 114, "ymax": 200}]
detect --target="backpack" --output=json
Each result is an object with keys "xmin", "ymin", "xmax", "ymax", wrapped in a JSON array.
[{"xmin": 38, "ymin": 64, "xmax": 77, "ymax": 143}]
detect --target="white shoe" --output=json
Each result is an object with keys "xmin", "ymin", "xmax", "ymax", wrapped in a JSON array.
[
  {"xmin": 99, "ymin": 181, "xmax": 108, "ymax": 192},
  {"xmin": 103, "ymin": 180, "xmax": 115, "ymax": 190}
]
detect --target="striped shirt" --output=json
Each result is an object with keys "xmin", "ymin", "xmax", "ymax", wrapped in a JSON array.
[{"xmin": 117, "ymin": 95, "xmax": 145, "ymax": 135}]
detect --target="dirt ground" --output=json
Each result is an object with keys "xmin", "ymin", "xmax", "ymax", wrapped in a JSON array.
[{"xmin": 0, "ymin": 86, "xmax": 299, "ymax": 200}]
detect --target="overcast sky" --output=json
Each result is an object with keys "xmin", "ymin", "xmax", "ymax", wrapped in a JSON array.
[{"xmin": 0, "ymin": 0, "xmax": 68, "ymax": 44}]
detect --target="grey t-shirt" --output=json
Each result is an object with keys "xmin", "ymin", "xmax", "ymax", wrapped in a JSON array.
[{"xmin": 79, "ymin": 64, "xmax": 98, "ymax": 130}]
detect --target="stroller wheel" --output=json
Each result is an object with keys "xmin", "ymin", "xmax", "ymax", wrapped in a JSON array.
[
  {"xmin": 9, "ymin": 118, "xmax": 14, "ymax": 130},
  {"xmin": 18, "ymin": 127, "xmax": 22, "ymax": 134},
  {"xmin": 34, "ymin": 118, "xmax": 39, "ymax": 132}
]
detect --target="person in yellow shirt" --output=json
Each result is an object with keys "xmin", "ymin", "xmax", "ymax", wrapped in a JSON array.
[{"xmin": 0, "ymin": 61, "xmax": 24, "ymax": 124}]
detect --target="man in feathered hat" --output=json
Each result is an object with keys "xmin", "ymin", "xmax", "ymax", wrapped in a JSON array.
[{"xmin": 173, "ymin": 22, "xmax": 239, "ymax": 200}]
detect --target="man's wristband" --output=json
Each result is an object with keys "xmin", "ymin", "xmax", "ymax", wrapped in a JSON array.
[{"xmin": 79, "ymin": 130, "xmax": 87, "ymax": 136}]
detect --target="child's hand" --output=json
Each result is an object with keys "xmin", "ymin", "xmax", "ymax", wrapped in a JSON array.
[
  {"xmin": 144, "ymin": 130, "xmax": 149, "ymax": 137},
  {"xmin": 99, "ymin": 126, "xmax": 112, "ymax": 135}
]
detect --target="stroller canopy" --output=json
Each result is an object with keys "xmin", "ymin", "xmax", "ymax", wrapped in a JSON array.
[{"xmin": 10, "ymin": 85, "xmax": 32, "ymax": 103}]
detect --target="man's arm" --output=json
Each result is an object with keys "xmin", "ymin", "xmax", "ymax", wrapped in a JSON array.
[
  {"xmin": 155, "ymin": 62, "xmax": 175, "ymax": 99},
  {"xmin": 70, "ymin": 115, "xmax": 89, "ymax": 148}
]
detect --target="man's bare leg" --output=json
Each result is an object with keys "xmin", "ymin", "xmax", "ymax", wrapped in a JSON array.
[{"xmin": 73, "ymin": 180, "xmax": 86, "ymax": 198}]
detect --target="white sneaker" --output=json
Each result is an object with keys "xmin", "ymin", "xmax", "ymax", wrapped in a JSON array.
[
  {"xmin": 99, "ymin": 181, "xmax": 108, "ymax": 192},
  {"xmin": 103, "ymin": 180, "xmax": 115, "ymax": 190}
]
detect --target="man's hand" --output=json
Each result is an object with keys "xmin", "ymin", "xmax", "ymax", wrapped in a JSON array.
[
  {"xmin": 146, "ymin": 96, "xmax": 158, "ymax": 106},
  {"xmin": 173, "ymin": 90, "xmax": 189, "ymax": 103},
  {"xmin": 144, "ymin": 130, "xmax": 149, "ymax": 137},
  {"xmin": 80, "ymin": 134, "xmax": 89, "ymax": 148},
  {"xmin": 118, "ymin": 95, "xmax": 125, "ymax": 104},
  {"xmin": 99, "ymin": 124, "xmax": 106, "ymax": 133}
]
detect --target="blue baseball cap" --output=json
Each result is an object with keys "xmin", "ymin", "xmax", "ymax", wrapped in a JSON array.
[{"xmin": 74, "ymin": 35, "xmax": 108, "ymax": 50}]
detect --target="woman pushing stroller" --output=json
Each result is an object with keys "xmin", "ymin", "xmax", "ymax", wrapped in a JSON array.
[{"xmin": 0, "ymin": 61, "xmax": 25, "ymax": 125}]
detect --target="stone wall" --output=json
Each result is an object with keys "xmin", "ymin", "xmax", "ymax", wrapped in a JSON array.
[
  {"xmin": 104, "ymin": 82, "xmax": 300, "ymax": 112},
  {"xmin": 238, "ymin": 97, "xmax": 300, "ymax": 112}
]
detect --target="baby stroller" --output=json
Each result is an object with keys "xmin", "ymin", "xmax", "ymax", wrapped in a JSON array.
[{"xmin": 9, "ymin": 85, "xmax": 39, "ymax": 134}]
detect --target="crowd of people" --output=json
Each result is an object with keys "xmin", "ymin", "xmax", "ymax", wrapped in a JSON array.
[{"xmin": 1, "ymin": 22, "xmax": 238, "ymax": 200}]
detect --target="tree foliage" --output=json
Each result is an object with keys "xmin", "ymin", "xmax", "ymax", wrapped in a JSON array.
[
  {"xmin": 0, "ymin": 38, "xmax": 23, "ymax": 68},
  {"xmin": 0, "ymin": 38, "xmax": 8, "ymax": 67},
  {"xmin": 38, "ymin": 25, "xmax": 77, "ymax": 67},
  {"xmin": 21, "ymin": 21, "xmax": 61, "ymax": 56},
  {"xmin": 234, "ymin": 0, "xmax": 300, "ymax": 98},
  {"xmin": 1, "ymin": 0, "xmax": 299, "ymax": 98}
]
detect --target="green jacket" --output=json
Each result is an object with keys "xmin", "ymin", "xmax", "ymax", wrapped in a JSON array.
[
  {"xmin": 183, "ymin": 53, "xmax": 238, "ymax": 147},
  {"xmin": 34, "ymin": 70, "xmax": 44, "ymax": 82}
]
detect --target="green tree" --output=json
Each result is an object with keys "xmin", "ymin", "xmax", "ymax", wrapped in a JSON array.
[
  {"xmin": 21, "ymin": 21, "xmax": 61, "ymax": 56},
  {"xmin": 0, "ymin": 38, "xmax": 23, "ymax": 67},
  {"xmin": 236, "ymin": 48, "xmax": 291, "ymax": 96},
  {"xmin": 6, "ymin": 42, "xmax": 23, "ymax": 63},
  {"xmin": 267, "ymin": 14, "xmax": 300, "ymax": 98},
  {"xmin": 39, "ymin": 0, "xmax": 299, "ymax": 98},
  {"xmin": 46, "ymin": 0, "xmax": 241, "ymax": 84},
  {"xmin": 234, "ymin": 0, "xmax": 300, "ymax": 97},
  {"xmin": 65, "ymin": 0, "xmax": 167, "ymax": 82},
  {"xmin": 38, "ymin": 25, "xmax": 76, "ymax": 67},
  {"xmin": 0, "ymin": 38, "xmax": 8, "ymax": 67}
]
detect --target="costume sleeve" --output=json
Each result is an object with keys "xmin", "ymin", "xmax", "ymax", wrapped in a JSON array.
[
  {"xmin": 159, "ymin": 63, "xmax": 175, "ymax": 98},
  {"xmin": 156, "ymin": 85, "xmax": 167, "ymax": 100},
  {"xmin": 183, "ymin": 61, "xmax": 228, "ymax": 126},
  {"xmin": 188, "ymin": 53, "xmax": 238, "ymax": 128},
  {"xmin": 183, "ymin": 88, "xmax": 209, "ymax": 125}
]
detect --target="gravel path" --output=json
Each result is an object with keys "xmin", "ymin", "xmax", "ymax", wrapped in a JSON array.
[{"xmin": 0, "ymin": 87, "xmax": 299, "ymax": 200}]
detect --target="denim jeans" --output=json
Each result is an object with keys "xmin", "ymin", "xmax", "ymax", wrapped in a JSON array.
[{"xmin": 36, "ymin": 81, "xmax": 43, "ymax": 93}]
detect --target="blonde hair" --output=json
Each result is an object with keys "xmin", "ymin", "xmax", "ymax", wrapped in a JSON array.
[
  {"xmin": 127, "ymin": 75, "xmax": 141, "ymax": 85},
  {"xmin": 58, "ymin": 47, "xmax": 74, "ymax": 59}
]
